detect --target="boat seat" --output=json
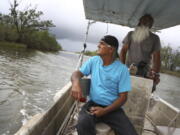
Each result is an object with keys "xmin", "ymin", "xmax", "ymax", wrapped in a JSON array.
[
  {"xmin": 156, "ymin": 126, "xmax": 180, "ymax": 135},
  {"xmin": 95, "ymin": 123, "xmax": 115, "ymax": 135},
  {"xmin": 123, "ymin": 76, "xmax": 153, "ymax": 134}
]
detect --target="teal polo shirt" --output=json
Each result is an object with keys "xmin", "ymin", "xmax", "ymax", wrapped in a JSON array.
[{"xmin": 80, "ymin": 56, "xmax": 131, "ymax": 106}]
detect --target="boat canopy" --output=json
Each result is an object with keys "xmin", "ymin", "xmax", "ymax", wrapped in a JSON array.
[{"xmin": 83, "ymin": 0, "xmax": 180, "ymax": 30}]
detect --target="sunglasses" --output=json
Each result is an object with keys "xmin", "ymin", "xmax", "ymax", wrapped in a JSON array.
[{"xmin": 99, "ymin": 41, "xmax": 112, "ymax": 48}]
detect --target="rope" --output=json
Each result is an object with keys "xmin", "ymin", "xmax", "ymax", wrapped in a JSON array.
[
  {"xmin": 58, "ymin": 20, "xmax": 96, "ymax": 135},
  {"xmin": 76, "ymin": 20, "xmax": 96, "ymax": 70},
  {"xmin": 145, "ymin": 97, "xmax": 180, "ymax": 135},
  {"xmin": 168, "ymin": 111, "xmax": 179, "ymax": 127},
  {"xmin": 167, "ymin": 111, "xmax": 179, "ymax": 135},
  {"xmin": 67, "ymin": 20, "xmax": 95, "ymax": 134}
]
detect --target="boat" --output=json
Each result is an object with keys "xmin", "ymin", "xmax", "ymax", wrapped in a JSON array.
[{"xmin": 15, "ymin": 0, "xmax": 180, "ymax": 135}]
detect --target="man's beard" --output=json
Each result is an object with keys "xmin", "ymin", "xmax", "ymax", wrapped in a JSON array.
[{"xmin": 132, "ymin": 26, "xmax": 150, "ymax": 43}]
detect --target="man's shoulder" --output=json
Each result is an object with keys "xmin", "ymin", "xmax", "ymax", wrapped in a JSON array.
[
  {"xmin": 150, "ymin": 32, "xmax": 160, "ymax": 39},
  {"xmin": 90, "ymin": 55, "xmax": 100, "ymax": 61},
  {"xmin": 127, "ymin": 31, "xmax": 134, "ymax": 36},
  {"xmin": 87, "ymin": 56, "xmax": 101, "ymax": 64}
]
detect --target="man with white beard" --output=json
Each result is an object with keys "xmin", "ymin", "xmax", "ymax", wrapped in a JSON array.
[{"xmin": 120, "ymin": 14, "xmax": 161, "ymax": 92}]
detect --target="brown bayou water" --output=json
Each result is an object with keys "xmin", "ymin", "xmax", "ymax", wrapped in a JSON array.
[{"xmin": 0, "ymin": 47, "xmax": 179, "ymax": 135}]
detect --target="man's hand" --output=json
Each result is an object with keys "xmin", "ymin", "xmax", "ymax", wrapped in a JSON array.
[
  {"xmin": 153, "ymin": 73, "xmax": 160, "ymax": 85},
  {"xmin": 89, "ymin": 92, "xmax": 128, "ymax": 117},
  {"xmin": 148, "ymin": 69, "xmax": 160, "ymax": 85},
  {"xmin": 90, "ymin": 106, "xmax": 107, "ymax": 117},
  {"xmin": 71, "ymin": 82, "xmax": 82, "ymax": 100},
  {"xmin": 70, "ymin": 71, "xmax": 84, "ymax": 100}
]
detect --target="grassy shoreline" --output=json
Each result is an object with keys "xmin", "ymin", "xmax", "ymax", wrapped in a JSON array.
[
  {"xmin": 0, "ymin": 41, "xmax": 61, "ymax": 52},
  {"xmin": 84, "ymin": 50, "xmax": 97, "ymax": 56},
  {"xmin": 161, "ymin": 69, "xmax": 180, "ymax": 78},
  {"xmin": 0, "ymin": 41, "xmax": 27, "ymax": 49}
]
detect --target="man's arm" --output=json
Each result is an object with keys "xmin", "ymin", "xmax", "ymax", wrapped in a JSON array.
[
  {"xmin": 70, "ymin": 70, "xmax": 84, "ymax": 100},
  {"xmin": 90, "ymin": 92, "xmax": 128, "ymax": 117},
  {"xmin": 119, "ymin": 44, "xmax": 129, "ymax": 64},
  {"xmin": 152, "ymin": 50, "xmax": 161, "ymax": 73},
  {"xmin": 149, "ymin": 50, "xmax": 161, "ymax": 85}
]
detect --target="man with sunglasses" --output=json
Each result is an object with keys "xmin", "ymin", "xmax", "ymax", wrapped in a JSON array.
[{"xmin": 70, "ymin": 35, "xmax": 137, "ymax": 135}]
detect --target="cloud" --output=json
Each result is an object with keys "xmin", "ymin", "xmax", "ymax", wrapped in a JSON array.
[{"xmin": 1, "ymin": 0, "xmax": 180, "ymax": 49}]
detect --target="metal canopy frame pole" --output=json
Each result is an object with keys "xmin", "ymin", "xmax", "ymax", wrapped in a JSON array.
[
  {"xmin": 57, "ymin": 20, "xmax": 96, "ymax": 135},
  {"xmin": 75, "ymin": 20, "xmax": 96, "ymax": 70}
]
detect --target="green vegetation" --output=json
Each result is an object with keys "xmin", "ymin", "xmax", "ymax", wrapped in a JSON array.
[
  {"xmin": 161, "ymin": 69, "xmax": 180, "ymax": 77},
  {"xmin": 0, "ymin": 41, "xmax": 26, "ymax": 49},
  {"xmin": 84, "ymin": 50, "xmax": 97, "ymax": 56},
  {"xmin": 161, "ymin": 46, "xmax": 180, "ymax": 70},
  {"xmin": 160, "ymin": 45, "xmax": 180, "ymax": 77},
  {"xmin": 20, "ymin": 31, "xmax": 61, "ymax": 51},
  {"xmin": 0, "ymin": 0, "xmax": 61, "ymax": 52}
]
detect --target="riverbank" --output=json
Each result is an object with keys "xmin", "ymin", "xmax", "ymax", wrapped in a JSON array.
[
  {"xmin": 84, "ymin": 50, "xmax": 97, "ymax": 56},
  {"xmin": 161, "ymin": 69, "xmax": 180, "ymax": 78},
  {"xmin": 0, "ymin": 40, "xmax": 62, "ymax": 52},
  {"xmin": 0, "ymin": 41, "xmax": 27, "ymax": 49}
]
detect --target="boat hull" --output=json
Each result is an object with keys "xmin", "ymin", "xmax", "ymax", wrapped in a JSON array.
[{"xmin": 16, "ymin": 77, "xmax": 180, "ymax": 135}]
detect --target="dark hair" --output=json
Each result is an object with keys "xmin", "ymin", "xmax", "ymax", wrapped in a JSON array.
[
  {"xmin": 138, "ymin": 14, "xmax": 154, "ymax": 28},
  {"xmin": 101, "ymin": 35, "xmax": 119, "ymax": 58},
  {"xmin": 140, "ymin": 14, "xmax": 154, "ymax": 24},
  {"xmin": 101, "ymin": 35, "xmax": 119, "ymax": 49}
]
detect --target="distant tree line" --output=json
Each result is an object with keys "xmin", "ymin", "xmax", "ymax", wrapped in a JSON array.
[
  {"xmin": 84, "ymin": 45, "xmax": 180, "ymax": 73},
  {"xmin": 0, "ymin": 0, "xmax": 61, "ymax": 51},
  {"xmin": 84, "ymin": 50, "xmax": 97, "ymax": 56},
  {"xmin": 161, "ymin": 45, "xmax": 180, "ymax": 72}
]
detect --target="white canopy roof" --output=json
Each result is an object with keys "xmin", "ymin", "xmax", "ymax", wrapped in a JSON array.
[{"xmin": 83, "ymin": 0, "xmax": 180, "ymax": 30}]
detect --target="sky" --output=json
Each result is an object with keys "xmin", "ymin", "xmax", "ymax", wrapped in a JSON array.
[{"xmin": 1, "ymin": 0, "xmax": 180, "ymax": 50}]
